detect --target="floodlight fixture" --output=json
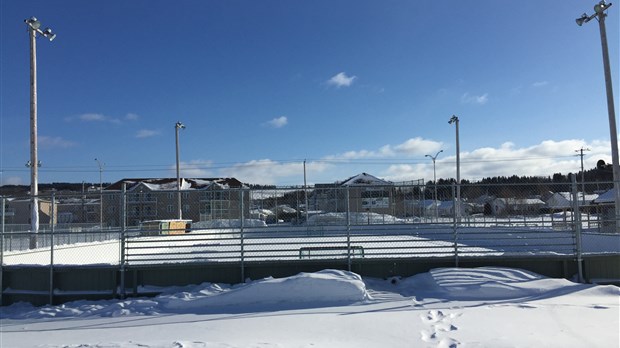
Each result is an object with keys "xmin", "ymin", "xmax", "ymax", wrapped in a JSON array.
[
  {"xmin": 25, "ymin": 17, "xmax": 56, "ymax": 41},
  {"xmin": 25, "ymin": 17, "xmax": 41, "ymax": 30},
  {"xmin": 448, "ymin": 115, "xmax": 458, "ymax": 124}
]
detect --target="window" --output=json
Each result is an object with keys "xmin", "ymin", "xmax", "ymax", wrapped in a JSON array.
[
  {"xmin": 167, "ymin": 205, "xmax": 174, "ymax": 213},
  {"xmin": 183, "ymin": 204, "xmax": 191, "ymax": 213}
]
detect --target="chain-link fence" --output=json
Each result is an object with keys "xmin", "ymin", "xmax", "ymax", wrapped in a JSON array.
[{"xmin": 2, "ymin": 179, "xmax": 619, "ymax": 269}]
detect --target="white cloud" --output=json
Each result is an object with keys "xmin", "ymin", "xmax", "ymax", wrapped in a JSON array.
[
  {"xmin": 136, "ymin": 129, "xmax": 160, "ymax": 138},
  {"xmin": 172, "ymin": 160, "xmax": 214, "ymax": 178},
  {"xmin": 327, "ymin": 72, "xmax": 357, "ymax": 88},
  {"xmin": 461, "ymin": 93, "xmax": 489, "ymax": 105},
  {"xmin": 218, "ymin": 159, "xmax": 330, "ymax": 186},
  {"xmin": 532, "ymin": 81, "xmax": 549, "ymax": 88},
  {"xmin": 176, "ymin": 139, "xmax": 612, "ymax": 186},
  {"xmin": 382, "ymin": 139, "xmax": 609, "ymax": 183},
  {"xmin": 266, "ymin": 116, "xmax": 288, "ymax": 128},
  {"xmin": 394, "ymin": 137, "xmax": 444, "ymax": 155},
  {"xmin": 39, "ymin": 136, "xmax": 77, "ymax": 149},
  {"xmin": 78, "ymin": 113, "xmax": 107, "ymax": 122},
  {"xmin": 1, "ymin": 176, "xmax": 23, "ymax": 185},
  {"xmin": 325, "ymin": 138, "xmax": 443, "ymax": 160},
  {"xmin": 66, "ymin": 113, "xmax": 129, "ymax": 124}
]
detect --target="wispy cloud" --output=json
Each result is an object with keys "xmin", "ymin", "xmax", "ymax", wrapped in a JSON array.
[
  {"xmin": 39, "ymin": 136, "xmax": 77, "ymax": 149},
  {"xmin": 171, "ymin": 160, "xmax": 214, "ymax": 178},
  {"xmin": 325, "ymin": 138, "xmax": 443, "ymax": 160},
  {"xmin": 327, "ymin": 72, "xmax": 357, "ymax": 88},
  {"xmin": 77, "ymin": 113, "xmax": 108, "ymax": 122},
  {"xmin": 0, "ymin": 176, "xmax": 24, "ymax": 185},
  {"xmin": 265, "ymin": 116, "xmax": 288, "ymax": 128},
  {"xmin": 66, "ymin": 112, "xmax": 140, "ymax": 124},
  {"xmin": 136, "ymin": 129, "xmax": 160, "ymax": 138},
  {"xmin": 219, "ymin": 159, "xmax": 330, "ymax": 186},
  {"xmin": 532, "ymin": 81, "xmax": 549, "ymax": 88},
  {"xmin": 461, "ymin": 93, "xmax": 489, "ymax": 105}
]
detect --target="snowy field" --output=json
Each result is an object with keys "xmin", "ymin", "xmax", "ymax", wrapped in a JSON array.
[{"xmin": 0, "ymin": 267, "xmax": 618, "ymax": 347}]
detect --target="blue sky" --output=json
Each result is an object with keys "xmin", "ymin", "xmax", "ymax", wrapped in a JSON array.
[{"xmin": 1, "ymin": 0, "xmax": 618, "ymax": 186}]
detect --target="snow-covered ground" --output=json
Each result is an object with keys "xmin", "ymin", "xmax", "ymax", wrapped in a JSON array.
[{"xmin": 1, "ymin": 267, "xmax": 618, "ymax": 347}]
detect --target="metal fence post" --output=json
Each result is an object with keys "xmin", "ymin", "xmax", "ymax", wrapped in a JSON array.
[
  {"xmin": 346, "ymin": 187, "xmax": 351, "ymax": 271},
  {"xmin": 120, "ymin": 184, "xmax": 127, "ymax": 299},
  {"xmin": 452, "ymin": 183, "xmax": 459, "ymax": 267},
  {"xmin": 240, "ymin": 188, "xmax": 245, "ymax": 282},
  {"xmin": 49, "ymin": 192, "xmax": 55, "ymax": 304},
  {"xmin": 571, "ymin": 175, "xmax": 584, "ymax": 283}
]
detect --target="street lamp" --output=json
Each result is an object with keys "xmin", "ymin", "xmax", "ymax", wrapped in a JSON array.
[
  {"xmin": 25, "ymin": 17, "xmax": 56, "ymax": 248},
  {"xmin": 95, "ymin": 158, "xmax": 104, "ymax": 230},
  {"xmin": 425, "ymin": 150, "xmax": 443, "ymax": 220},
  {"xmin": 175, "ymin": 121, "xmax": 185, "ymax": 220},
  {"xmin": 576, "ymin": 1, "xmax": 619, "ymax": 232},
  {"xmin": 449, "ymin": 115, "xmax": 461, "ymax": 219}
]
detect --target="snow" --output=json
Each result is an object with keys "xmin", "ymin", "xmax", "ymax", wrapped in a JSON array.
[{"xmin": 1, "ymin": 267, "xmax": 618, "ymax": 347}]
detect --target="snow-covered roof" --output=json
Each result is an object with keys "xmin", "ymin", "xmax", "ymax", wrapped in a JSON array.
[
  {"xmin": 593, "ymin": 188, "xmax": 615, "ymax": 204},
  {"xmin": 339, "ymin": 173, "xmax": 392, "ymax": 186},
  {"xmin": 106, "ymin": 178, "xmax": 244, "ymax": 191},
  {"xmin": 545, "ymin": 192, "xmax": 599, "ymax": 208}
]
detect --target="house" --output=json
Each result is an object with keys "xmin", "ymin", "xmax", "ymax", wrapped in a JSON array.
[
  {"xmin": 544, "ymin": 192, "xmax": 599, "ymax": 211},
  {"xmin": 103, "ymin": 178, "xmax": 247, "ymax": 226},
  {"xmin": 3, "ymin": 198, "xmax": 56, "ymax": 226},
  {"xmin": 314, "ymin": 173, "xmax": 396, "ymax": 215},
  {"xmin": 592, "ymin": 188, "xmax": 617, "ymax": 233},
  {"xmin": 485, "ymin": 198, "xmax": 545, "ymax": 216},
  {"xmin": 56, "ymin": 197, "xmax": 101, "ymax": 224}
]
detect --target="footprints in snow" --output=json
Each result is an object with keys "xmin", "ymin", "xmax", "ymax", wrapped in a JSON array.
[{"xmin": 419, "ymin": 309, "xmax": 461, "ymax": 348}]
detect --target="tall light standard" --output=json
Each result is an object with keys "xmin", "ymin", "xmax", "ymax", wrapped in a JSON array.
[
  {"xmin": 449, "ymin": 115, "xmax": 461, "ymax": 219},
  {"xmin": 25, "ymin": 17, "xmax": 56, "ymax": 248},
  {"xmin": 425, "ymin": 150, "xmax": 443, "ymax": 220},
  {"xmin": 175, "ymin": 121, "xmax": 185, "ymax": 220},
  {"xmin": 95, "ymin": 158, "xmax": 104, "ymax": 230},
  {"xmin": 576, "ymin": 1, "xmax": 619, "ymax": 232}
]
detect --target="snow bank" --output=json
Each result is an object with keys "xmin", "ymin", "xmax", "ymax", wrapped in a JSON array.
[
  {"xmin": 161, "ymin": 269, "xmax": 368, "ymax": 312},
  {"xmin": 395, "ymin": 267, "xmax": 619, "ymax": 301},
  {"xmin": 0, "ymin": 269, "xmax": 368, "ymax": 319}
]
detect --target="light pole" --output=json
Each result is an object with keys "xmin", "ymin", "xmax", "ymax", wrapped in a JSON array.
[
  {"xmin": 449, "ymin": 115, "xmax": 461, "ymax": 219},
  {"xmin": 425, "ymin": 150, "xmax": 443, "ymax": 220},
  {"xmin": 576, "ymin": 1, "xmax": 619, "ymax": 232},
  {"xmin": 175, "ymin": 121, "xmax": 185, "ymax": 220},
  {"xmin": 25, "ymin": 17, "xmax": 56, "ymax": 248},
  {"xmin": 95, "ymin": 158, "xmax": 104, "ymax": 230}
]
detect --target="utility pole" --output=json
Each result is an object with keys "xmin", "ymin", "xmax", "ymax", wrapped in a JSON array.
[
  {"xmin": 95, "ymin": 158, "xmax": 104, "ymax": 230},
  {"xmin": 575, "ymin": 147, "xmax": 591, "ymax": 205}
]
